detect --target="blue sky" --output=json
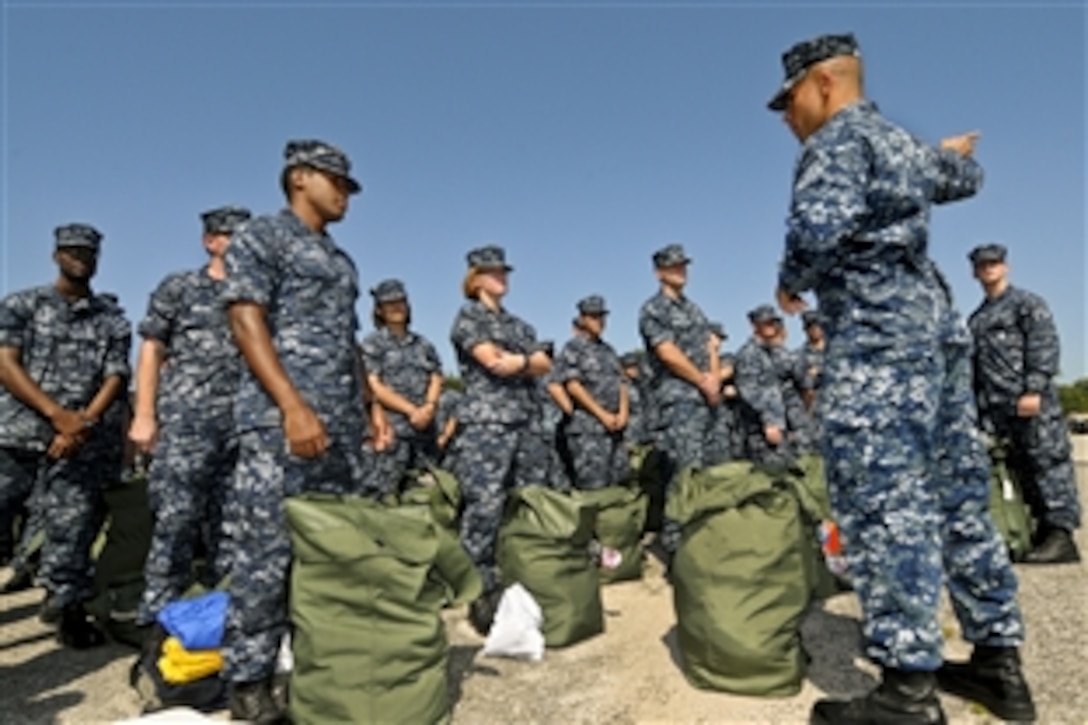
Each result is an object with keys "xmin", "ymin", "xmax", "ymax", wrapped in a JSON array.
[{"xmin": 2, "ymin": 1, "xmax": 1085, "ymax": 379}]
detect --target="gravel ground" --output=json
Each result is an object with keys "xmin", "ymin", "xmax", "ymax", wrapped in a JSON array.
[{"xmin": 2, "ymin": 440, "xmax": 1086, "ymax": 724}]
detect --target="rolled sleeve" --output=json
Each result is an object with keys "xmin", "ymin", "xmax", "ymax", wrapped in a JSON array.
[
  {"xmin": 0, "ymin": 291, "xmax": 34, "ymax": 349},
  {"xmin": 222, "ymin": 225, "xmax": 278, "ymax": 307},
  {"xmin": 359, "ymin": 334, "xmax": 384, "ymax": 378},
  {"xmin": 639, "ymin": 307, "xmax": 674, "ymax": 350},
  {"xmin": 422, "ymin": 341, "xmax": 442, "ymax": 374},
  {"xmin": 451, "ymin": 304, "xmax": 490, "ymax": 354},
  {"xmin": 557, "ymin": 342, "xmax": 583, "ymax": 384},
  {"xmin": 137, "ymin": 275, "xmax": 181, "ymax": 343},
  {"xmin": 103, "ymin": 314, "xmax": 133, "ymax": 380}
]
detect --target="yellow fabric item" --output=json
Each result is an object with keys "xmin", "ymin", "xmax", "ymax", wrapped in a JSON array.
[{"xmin": 157, "ymin": 636, "xmax": 223, "ymax": 684}]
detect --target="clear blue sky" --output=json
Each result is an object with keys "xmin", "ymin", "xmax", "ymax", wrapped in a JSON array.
[{"xmin": 2, "ymin": 1, "xmax": 1084, "ymax": 379}]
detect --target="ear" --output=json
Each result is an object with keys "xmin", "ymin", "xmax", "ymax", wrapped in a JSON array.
[
  {"xmin": 289, "ymin": 166, "xmax": 308, "ymax": 191},
  {"xmin": 816, "ymin": 67, "xmax": 835, "ymax": 98}
]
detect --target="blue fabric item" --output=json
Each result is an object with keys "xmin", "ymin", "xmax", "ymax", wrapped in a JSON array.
[{"xmin": 157, "ymin": 591, "xmax": 230, "ymax": 651}]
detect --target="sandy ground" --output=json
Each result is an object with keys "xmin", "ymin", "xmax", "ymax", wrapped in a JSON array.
[{"xmin": 2, "ymin": 438, "xmax": 1086, "ymax": 724}]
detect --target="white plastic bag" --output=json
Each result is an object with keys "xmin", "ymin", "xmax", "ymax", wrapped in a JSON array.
[
  {"xmin": 275, "ymin": 631, "xmax": 293, "ymax": 674},
  {"xmin": 481, "ymin": 583, "xmax": 545, "ymax": 662},
  {"xmin": 113, "ymin": 707, "xmax": 220, "ymax": 723}
]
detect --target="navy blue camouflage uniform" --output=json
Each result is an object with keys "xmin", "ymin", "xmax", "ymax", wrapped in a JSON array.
[
  {"xmin": 448, "ymin": 246, "xmax": 549, "ymax": 593},
  {"xmin": 360, "ymin": 280, "xmax": 443, "ymax": 493},
  {"xmin": 558, "ymin": 302, "xmax": 628, "ymax": 491},
  {"xmin": 434, "ymin": 388, "xmax": 463, "ymax": 467},
  {"xmin": 136, "ymin": 206, "xmax": 250, "ymax": 626},
  {"xmin": 638, "ymin": 245, "xmax": 724, "ymax": 554},
  {"xmin": 536, "ymin": 368, "xmax": 574, "ymax": 491},
  {"xmin": 713, "ymin": 352, "xmax": 745, "ymax": 461},
  {"xmin": 0, "ymin": 224, "xmax": 130, "ymax": 608},
  {"xmin": 795, "ymin": 311, "xmax": 827, "ymax": 449},
  {"xmin": 220, "ymin": 139, "xmax": 373, "ymax": 685},
  {"xmin": 966, "ymin": 251, "xmax": 1081, "ymax": 534},
  {"xmin": 772, "ymin": 342, "xmax": 815, "ymax": 454},
  {"xmin": 734, "ymin": 310, "xmax": 792, "ymax": 467},
  {"xmin": 774, "ymin": 75, "xmax": 1023, "ymax": 668}
]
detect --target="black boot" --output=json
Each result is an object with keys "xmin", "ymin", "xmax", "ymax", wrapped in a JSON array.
[
  {"xmin": 0, "ymin": 567, "xmax": 34, "ymax": 594},
  {"xmin": 811, "ymin": 668, "xmax": 947, "ymax": 725},
  {"xmin": 39, "ymin": 591, "xmax": 62, "ymax": 625},
  {"xmin": 1022, "ymin": 527, "xmax": 1080, "ymax": 565},
  {"xmin": 936, "ymin": 645, "xmax": 1037, "ymax": 722},
  {"xmin": 229, "ymin": 678, "xmax": 288, "ymax": 724},
  {"xmin": 56, "ymin": 602, "xmax": 106, "ymax": 649},
  {"xmin": 138, "ymin": 623, "xmax": 167, "ymax": 662},
  {"xmin": 467, "ymin": 589, "xmax": 503, "ymax": 637}
]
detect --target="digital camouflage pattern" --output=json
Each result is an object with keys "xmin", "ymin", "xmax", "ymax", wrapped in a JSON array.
[
  {"xmin": 779, "ymin": 98, "xmax": 1024, "ymax": 669},
  {"xmin": 221, "ymin": 208, "xmax": 374, "ymax": 683},
  {"xmin": 557, "ymin": 334, "xmax": 627, "ymax": 490},
  {"xmin": 969, "ymin": 285, "xmax": 1081, "ymax": 531},
  {"xmin": 449, "ymin": 298, "xmax": 549, "ymax": 591},
  {"xmin": 734, "ymin": 336, "xmax": 790, "ymax": 466},
  {"xmin": 0, "ymin": 283, "xmax": 130, "ymax": 606},
  {"xmin": 360, "ymin": 327, "xmax": 443, "ymax": 493}
]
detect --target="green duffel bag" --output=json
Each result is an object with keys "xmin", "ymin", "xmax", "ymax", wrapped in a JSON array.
[
  {"xmin": 988, "ymin": 441, "xmax": 1036, "ymax": 562},
  {"xmin": 573, "ymin": 484, "xmax": 647, "ymax": 584},
  {"xmin": 86, "ymin": 470, "xmax": 154, "ymax": 648},
  {"xmin": 285, "ymin": 494, "xmax": 483, "ymax": 725},
  {"xmin": 791, "ymin": 454, "xmax": 832, "ymax": 521},
  {"xmin": 666, "ymin": 461, "xmax": 810, "ymax": 698},
  {"xmin": 780, "ymin": 455, "xmax": 847, "ymax": 601},
  {"xmin": 389, "ymin": 466, "xmax": 463, "ymax": 537},
  {"xmin": 630, "ymin": 445, "xmax": 666, "ymax": 533},
  {"xmin": 498, "ymin": 485, "xmax": 604, "ymax": 648}
]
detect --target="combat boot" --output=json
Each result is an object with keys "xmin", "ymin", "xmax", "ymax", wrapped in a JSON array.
[
  {"xmin": 811, "ymin": 668, "xmax": 947, "ymax": 725},
  {"xmin": 39, "ymin": 591, "xmax": 62, "ymax": 625},
  {"xmin": 936, "ymin": 645, "xmax": 1036, "ymax": 722},
  {"xmin": 138, "ymin": 622, "xmax": 167, "ymax": 661},
  {"xmin": 1022, "ymin": 527, "xmax": 1080, "ymax": 565},
  {"xmin": 229, "ymin": 678, "xmax": 288, "ymax": 724},
  {"xmin": 0, "ymin": 566, "xmax": 34, "ymax": 594},
  {"xmin": 56, "ymin": 602, "xmax": 106, "ymax": 649},
  {"xmin": 467, "ymin": 589, "xmax": 503, "ymax": 637}
]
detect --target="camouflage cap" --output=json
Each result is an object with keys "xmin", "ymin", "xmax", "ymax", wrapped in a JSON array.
[
  {"xmin": 620, "ymin": 352, "xmax": 641, "ymax": 368},
  {"xmin": 200, "ymin": 205, "xmax": 252, "ymax": 235},
  {"xmin": 54, "ymin": 223, "xmax": 103, "ymax": 251},
  {"xmin": 577, "ymin": 295, "xmax": 609, "ymax": 316},
  {"xmin": 467, "ymin": 245, "xmax": 514, "ymax": 272},
  {"xmin": 370, "ymin": 278, "xmax": 408, "ymax": 303},
  {"xmin": 968, "ymin": 243, "xmax": 1007, "ymax": 266},
  {"xmin": 284, "ymin": 139, "xmax": 362, "ymax": 194},
  {"xmin": 652, "ymin": 243, "xmax": 692, "ymax": 268},
  {"xmin": 768, "ymin": 33, "xmax": 861, "ymax": 112},
  {"xmin": 748, "ymin": 304, "xmax": 782, "ymax": 324},
  {"xmin": 801, "ymin": 310, "xmax": 825, "ymax": 328},
  {"xmin": 708, "ymin": 321, "xmax": 727, "ymax": 340}
]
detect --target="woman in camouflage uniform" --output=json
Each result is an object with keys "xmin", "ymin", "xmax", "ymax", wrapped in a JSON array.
[{"xmin": 448, "ymin": 245, "xmax": 552, "ymax": 635}]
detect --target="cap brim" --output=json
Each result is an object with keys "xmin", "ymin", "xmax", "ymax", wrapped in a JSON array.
[
  {"xmin": 767, "ymin": 75, "xmax": 800, "ymax": 112},
  {"xmin": 294, "ymin": 161, "xmax": 363, "ymax": 194},
  {"xmin": 477, "ymin": 263, "xmax": 514, "ymax": 272}
]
